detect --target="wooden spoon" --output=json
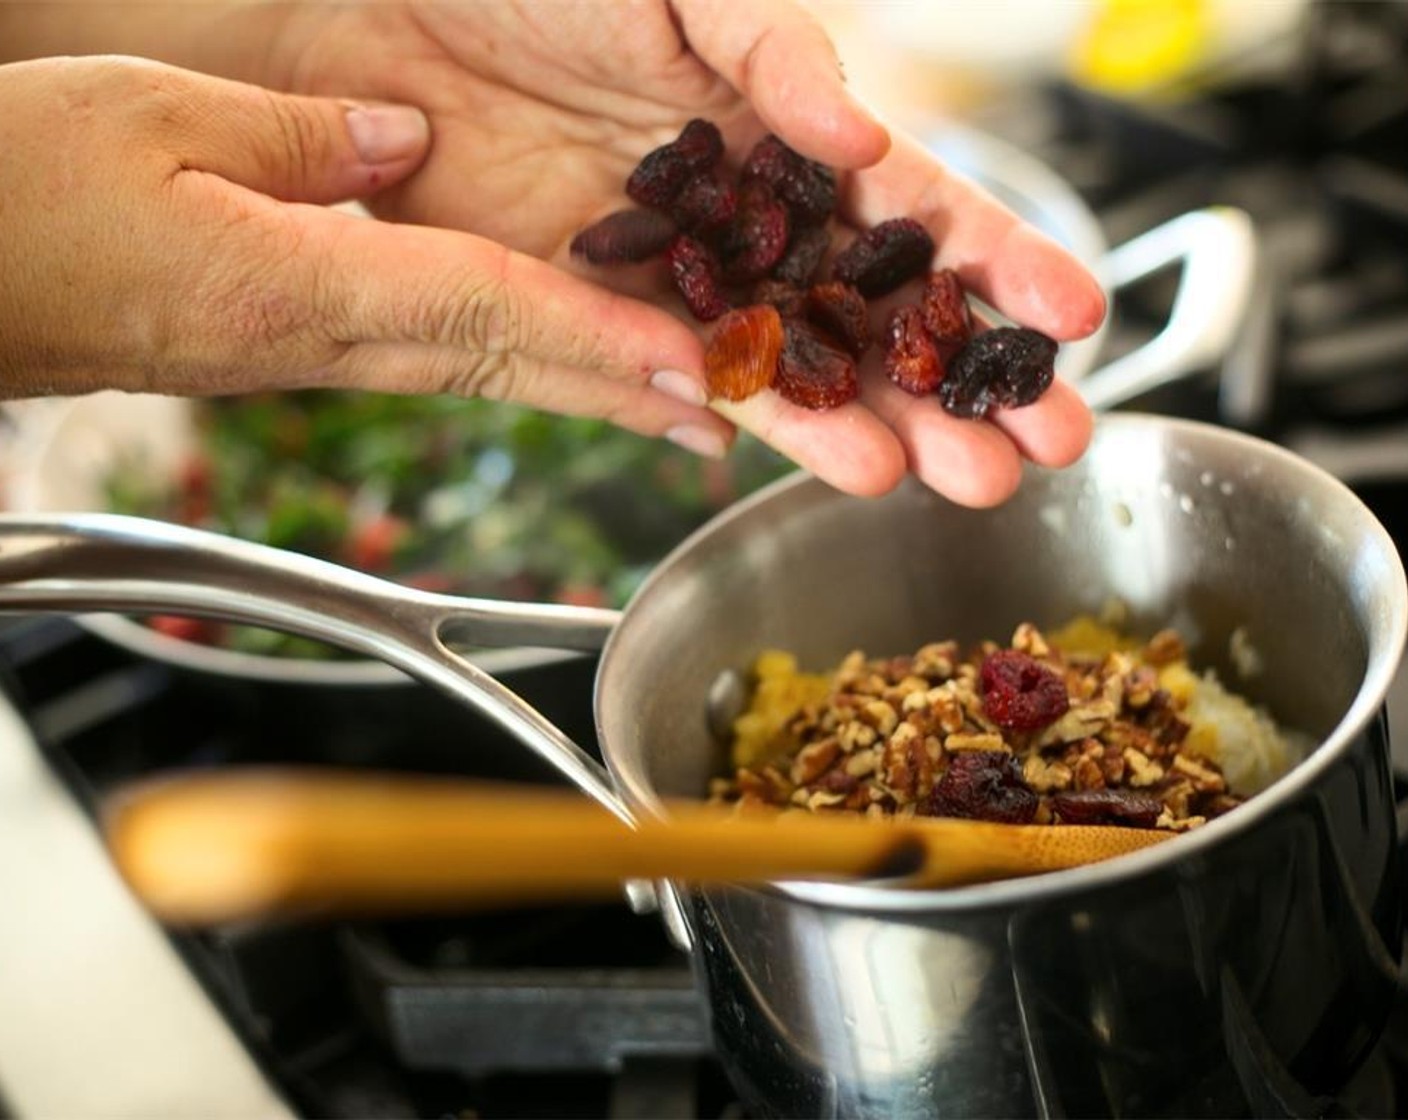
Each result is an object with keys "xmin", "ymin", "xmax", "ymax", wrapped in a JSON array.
[{"xmin": 105, "ymin": 769, "xmax": 1174, "ymax": 924}]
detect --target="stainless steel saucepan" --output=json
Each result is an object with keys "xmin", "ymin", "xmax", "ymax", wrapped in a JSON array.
[{"xmin": 0, "ymin": 414, "xmax": 1401, "ymax": 1117}]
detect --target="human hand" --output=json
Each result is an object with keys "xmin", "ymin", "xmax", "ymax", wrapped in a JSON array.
[
  {"xmin": 0, "ymin": 54, "xmax": 733, "ymax": 454},
  {"xmin": 266, "ymin": 0, "xmax": 1106, "ymax": 505}
]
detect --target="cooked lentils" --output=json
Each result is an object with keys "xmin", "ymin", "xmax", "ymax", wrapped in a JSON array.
[{"xmin": 710, "ymin": 623, "xmax": 1243, "ymax": 831}]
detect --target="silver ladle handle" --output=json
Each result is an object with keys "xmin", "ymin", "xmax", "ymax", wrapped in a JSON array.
[
  {"xmin": 1080, "ymin": 207, "xmax": 1257, "ymax": 411},
  {"xmin": 0, "ymin": 512, "xmax": 633, "ymax": 824}
]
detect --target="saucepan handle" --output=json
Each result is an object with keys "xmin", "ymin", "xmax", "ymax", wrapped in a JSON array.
[
  {"xmin": 0, "ymin": 512, "xmax": 635, "ymax": 825},
  {"xmin": 1079, "ymin": 207, "xmax": 1258, "ymax": 412}
]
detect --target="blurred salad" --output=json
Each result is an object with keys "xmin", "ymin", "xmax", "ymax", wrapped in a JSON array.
[{"xmin": 104, "ymin": 392, "xmax": 793, "ymax": 658}]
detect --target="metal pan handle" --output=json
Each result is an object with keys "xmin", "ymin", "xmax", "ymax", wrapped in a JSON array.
[
  {"xmin": 1080, "ymin": 207, "xmax": 1257, "ymax": 412},
  {"xmin": 0, "ymin": 512, "xmax": 634, "ymax": 824}
]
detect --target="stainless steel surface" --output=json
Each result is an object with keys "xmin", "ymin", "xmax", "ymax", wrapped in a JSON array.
[
  {"xmin": 0, "ymin": 414, "xmax": 1400, "ymax": 1116},
  {"xmin": 1078, "ymin": 208, "xmax": 1258, "ymax": 411},
  {"xmin": 0, "ymin": 515, "xmax": 627, "ymax": 823}
]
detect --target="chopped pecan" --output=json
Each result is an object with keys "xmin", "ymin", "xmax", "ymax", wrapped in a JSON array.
[
  {"xmin": 1143, "ymin": 628, "xmax": 1186, "ymax": 666},
  {"xmin": 945, "ymin": 731, "xmax": 1007, "ymax": 753},
  {"xmin": 790, "ymin": 738, "xmax": 841, "ymax": 784},
  {"xmin": 1011, "ymin": 622, "xmax": 1051, "ymax": 658}
]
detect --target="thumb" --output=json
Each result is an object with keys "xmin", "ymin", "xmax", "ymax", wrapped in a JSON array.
[{"xmin": 166, "ymin": 71, "xmax": 430, "ymax": 204}]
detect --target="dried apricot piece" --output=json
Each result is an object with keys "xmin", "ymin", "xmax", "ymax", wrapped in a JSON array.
[
  {"xmin": 570, "ymin": 208, "xmax": 677, "ymax": 264},
  {"xmin": 774, "ymin": 320, "xmax": 859, "ymax": 410},
  {"xmin": 705, "ymin": 305, "xmax": 784, "ymax": 402},
  {"xmin": 806, "ymin": 282, "xmax": 870, "ymax": 358},
  {"xmin": 831, "ymin": 218, "xmax": 936, "ymax": 297},
  {"xmin": 883, "ymin": 306, "xmax": 945, "ymax": 394}
]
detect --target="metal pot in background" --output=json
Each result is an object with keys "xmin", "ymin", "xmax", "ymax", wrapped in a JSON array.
[
  {"xmin": 0, "ymin": 414, "xmax": 1400, "ymax": 1117},
  {"xmin": 4, "ymin": 124, "xmax": 1257, "ymax": 687}
]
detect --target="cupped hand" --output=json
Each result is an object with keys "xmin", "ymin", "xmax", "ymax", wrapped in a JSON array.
[
  {"xmin": 269, "ymin": 0, "xmax": 1106, "ymax": 505},
  {"xmin": 0, "ymin": 54, "xmax": 732, "ymax": 455}
]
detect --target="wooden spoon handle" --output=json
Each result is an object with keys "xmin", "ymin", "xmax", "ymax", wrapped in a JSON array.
[
  {"xmin": 105, "ymin": 770, "xmax": 910, "ymax": 923},
  {"xmin": 105, "ymin": 770, "xmax": 1173, "ymax": 924}
]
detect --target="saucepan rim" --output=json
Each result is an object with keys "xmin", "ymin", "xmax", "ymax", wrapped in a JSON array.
[{"xmin": 599, "ymin": 414, "xmax": 1408, "ymax": 913}]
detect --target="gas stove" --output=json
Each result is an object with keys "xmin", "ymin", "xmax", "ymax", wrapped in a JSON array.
[{"xmin": 4, "ymin": 3, "xmax": 1408, "ymax": 1117}]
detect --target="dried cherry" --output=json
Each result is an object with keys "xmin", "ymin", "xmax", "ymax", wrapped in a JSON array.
[
  {"xmin": 1050, "ymin": 789, "xmax": 1163, "ymax": 829},
  {"xmin": 669, "ymin": 173, "xmax": 737, "ymax": 233},
  {"xmin": 753, "ymin": 279, "xmax": 807, "ymax": 319},
  {"xmin": 721, "ymin": 182, "xmax": 790, "ymax": 283},
  {"xmin": 883, "ymin": 305, "xmax": 945, "ymax": 394},
  {"xmin": 939, "ymin": 328, "xmax": 1058, "ymax": 419},
  {"xmin": 626, "ymin": 118, "xmax": 724, "ymax": 209},
  {"xmin": 831, "ymin": 218, "xmax": 935, "ymax": 297},
  {"xmin": 570, "ymin": 208, "xmax": 677, "ymax": 265},
  {"xmin": 774, "ymin": 320, "xmax": 859, "ymax": 410},
  {"xmin": 772, "ymin": 226, "xmax": 831, "ymax": 287},
  {"xmin": 666, "ymin": 235, "xmax": 731, "ymax": 322},
  {"xmin": 926, "ymin": 751, "xmax": 1038, "ymax": 824},
  {"xmin": 920, "ymin": 269, "xmax": 973, "ymax": 346},
  {"xmin": 705, "ymin": 305, "xmax": 784, "ymax": 401},
  {"xmin": 980, "ymin": 650, "xmax": 1070, "ymax": 731},
  {"xmin": 805, "ymin": 282, "xmax": 870, "ymax": 358},
  {"xmin": 741, "ymin": 134, "xmax": 837, "ymax": 227}
]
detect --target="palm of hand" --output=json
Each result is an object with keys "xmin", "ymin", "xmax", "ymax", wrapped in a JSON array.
[
  {"xmin": 290, "ymin": 4, "xmax": 757, "ymax": 266},
  {"xmin": 278, "ymin": 2, "xmax": 1104, "ymax": 506}
]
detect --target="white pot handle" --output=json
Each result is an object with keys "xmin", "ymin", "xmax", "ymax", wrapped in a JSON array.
[{"xmin": 1079, "ymin": 207, "xmax": 1258, "ymax": 412}]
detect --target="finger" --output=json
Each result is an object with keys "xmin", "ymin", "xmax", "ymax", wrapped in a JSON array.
[
  {"xmin": 296, "ymin": 208, "xmax": 712, "ymax": 397},
  {"xmin": 711, "ymin": 393, "xmax": 907, "ymax": 497},
  {"xmin": 322, "ymin": 340, "xmax": 737, "ymax": 454},
  {"xmin": 157, "ymin": 68, "xmax": 430, "ymax": 204},
  {"xmin": 988, "ymin": 378, "xmax": 1093, "ymax": 469},
  {"xmin": 843, "ymin": 132, "xmax": 1107, "ymax": 341},
  {"xmin": 676, "ymin": 0, "xmax": 890, "ymax": 169},
  {"xmin": 860, "ymin": 377, "xmax": 1025, "ymax": 508}
]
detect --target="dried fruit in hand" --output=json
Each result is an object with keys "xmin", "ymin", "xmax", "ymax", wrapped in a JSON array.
[
  {"xmin": 919, "ymin": 269, "xmax": 973, "ymax": 346},
  {"xmin": 774, "ymin": 320, "xmax": 859, "ymax": 410},
  {"xmin": 570, "ymin": 208, "xmax": 677, "ymax": 264},
  {"xmin": 753, "ymin": 279, "xmax": 807, "ymax": 319},
  {"xmin": 883, "ymin": 305, "xmax": 945, "ymax": 394},
  {"xmin": 741, "ymin": 134, "xmax": 837, "ymax": 226},
  {"xmin": 626, "ymin": 118, "xmax": 724, "ymax": 208},
  {"xmin": 1051, "ymin": 789, "xmax": 1163, "ymax": 829},
  {"xmin": 980, "ymin": 650, "xmax": 1070, "ymax": 731},
  {"xmin": 721, "ymin": 182, "xmax": 790, "ymax": 283},
  {"xmin": 669, "ymin": 173, "xmax": 737, "ymax": 233},
  {"xmin": 939, "ymin": 327, "xmax": 1059, "ymax": 419},
  {"xmin": 705, "ymin": 305, "xmax": 784, "ymax": 401},
  {"xmin": 927, "ymin": 751, "xmax": 1038, "ymax": 824},
  {"xmin": 772, "ymin": 226, "xmax": 831, "ymax": 287},
  {"xmin": 806, "ymin": 282, "xmax": 871, "ymax": 358},
  {"xmin": 666, "ymin": 235, "xmax": 731, "ymax": 322},
  {"xmin": 831, "ymin": 218, "xmax": 936, "ymax": 297}
]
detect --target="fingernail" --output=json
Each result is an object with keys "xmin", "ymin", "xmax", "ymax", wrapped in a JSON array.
[
  {"xmin": 650, "ymin": 368, "xmax": 708, "ymax": 407},
  {"xmin": 345, "ymin": 104, "xmax": 430, "ymax": 164},
  {"xmin": 666, "ymin": 425, "xmax": 727, "ymax": 459}
]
